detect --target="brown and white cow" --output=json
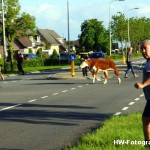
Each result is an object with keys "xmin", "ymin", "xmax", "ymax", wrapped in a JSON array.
[{"xmin": 80, "ymin": 58, "xmax": 121, "ymax": 84}]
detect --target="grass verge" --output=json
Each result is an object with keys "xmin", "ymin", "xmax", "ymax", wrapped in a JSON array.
[{"xmin": 66, "ymin": 112, "xmax": 150, "ymax": 150}]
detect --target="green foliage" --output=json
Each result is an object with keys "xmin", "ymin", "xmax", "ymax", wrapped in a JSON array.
[
  {"xmin": 79, "ymin": 19, "xmax": 109, "ymax": 53},
  {"xmin": 2, "ymin": 0, "xmax": 37, "ymax": 72},
  {"xmin": 111, "ymin": 13, "xmax": 150, "ymax": 49},
  {"xmin": 67, "ymin": 113, "xmax": 147, "ymax": 150},
  {"xmin": 28, "ymin": 48, "xmax": 33, "ymax": 53},
  {"xmin": 50, "ymin": 49, "xmax": 58, "ymax": 59},
  {"xmin": 36, "ymin": 48, "xmax": 43, "ymax": 57}
]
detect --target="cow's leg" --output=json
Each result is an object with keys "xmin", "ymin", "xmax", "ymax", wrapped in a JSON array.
[
  {"xmin": 95, "ymin": 72, "xmax": 101, "ymax": 81},
  {"xmin": 103, "ymin": 70, "xmax": 108, "ymax": 84},
  {"xmin": 112, "ymin": 65, "xmax": 121, "ymax": 84},
  {"xmin": 93, "ymin": 74, "xmax": 96, "ymax": 83},
  {"xmin": 118, "ymin": 77, "xmax": 121, "ymax": 84}
]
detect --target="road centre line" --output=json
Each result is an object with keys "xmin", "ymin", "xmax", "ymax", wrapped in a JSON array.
[
  {"xmin": 140, "ymin": 93, "xmax": 144, "ymax": 97},
  {"xmin": 52, "ymin": 93, "xmax": 59, "ymax": 95},
  {"xmin": 78, "ymin": 85, "xmax": 83, "ymax": 87},
  {"xmin": 114, "ymin": 112, "xmax": 122, "ymax": 116},
  {"xmin": 122, "ymin": 107, "xmax": 129, "ymax": 110},
  {"xmin": 128, "ymin": 102, "xmax": 135, "ymax": 105},
  {"xmin": 62, "ymin": 90, "xmax": 68, "ymax": 92},
  {"xmin": 28, "ymin": 99, "xmax": 37, "ymax": 103},
  {"xmin": 3, "ymin": 82, "xmax": 8, "ymax": 83},
  {"xmin": 70, "ymin": 88, "xmax": 76, "ymax": 90},
  {"xmin": 135, "ymin": 98, "xmax": 140, "ymax": 101},
  {"xmin": 0, "ymin": 104, "xmax": 22, "ymax": 111},
  {"xmin": 41, "ymin": 96, "xmax": 48, "ymax": 99}
]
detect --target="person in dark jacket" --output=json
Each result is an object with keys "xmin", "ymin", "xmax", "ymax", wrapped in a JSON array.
[{"xmin": 16, "ymin": 50, "xmax": 24, "ymax": 75}]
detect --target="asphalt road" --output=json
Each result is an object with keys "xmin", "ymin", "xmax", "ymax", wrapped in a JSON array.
[{"xmin": 0, "ymin": 60, "xmax": 146, "ymax": 150}]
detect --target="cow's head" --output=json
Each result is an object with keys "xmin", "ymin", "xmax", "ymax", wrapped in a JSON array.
[{"xmin": 79, "ymin": 60, "xmax": 88, "ymax": 69}]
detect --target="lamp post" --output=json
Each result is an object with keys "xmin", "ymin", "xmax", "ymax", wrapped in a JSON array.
[
  {"xmin": 109, "ymin": 0, "xmax": 125, "ymax": 56},
  {"xmin": 67, "ymin": 0, "xmax": 70, "ymax": 57},
  {"xmin": 127, "ymin": 7, "xmax": 139, "ymax": 47},
  {"xmin": 1, "ymin": 0, "xmax": 7, "ymax": 73}
]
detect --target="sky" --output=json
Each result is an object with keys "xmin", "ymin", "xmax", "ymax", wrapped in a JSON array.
[{"xmin": 19, "ymin": 0, "xmax": 150, "ymax": 40}]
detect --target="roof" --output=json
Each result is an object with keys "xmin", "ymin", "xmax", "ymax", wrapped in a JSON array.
[
  {"xmin": 37, "ymin": 29, "xmax": 67, "ymax": 50},
  {"xmin": 38, "ymin": 29, "xmax": 60, "ymax": 45},
  {"xmin": 16, "ymin": 37, "xmax": 32, "ymax": 48}
]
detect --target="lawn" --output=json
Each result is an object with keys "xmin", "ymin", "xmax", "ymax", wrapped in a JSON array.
[{"xmin": 65, "ymin": 112, "xmax": 150, "ymax": 150}]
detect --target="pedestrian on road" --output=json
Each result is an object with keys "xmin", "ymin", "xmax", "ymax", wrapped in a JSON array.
[
  {"xmin": 79, "ymin": 46, "xmax": 88, "ymax": 77},
  {"xmin": 134, "ymin": 39, "xmax": 150, "ymax": 145},
  {"xmin": 124, "ymin": 47, "xmax": 138, "ymax": 78},
  {"xmin": 0, "ymin": 65, "xmax": 4, "ymax": 80},
  {"xmin": 16, "ymin": 50, "xmax": 24, "ymax": 75}
]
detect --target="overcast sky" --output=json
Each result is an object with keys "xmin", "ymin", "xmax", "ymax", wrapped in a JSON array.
[{"xmin": 19, "ymin": 0, "xmax": 150, "ymax": 40}]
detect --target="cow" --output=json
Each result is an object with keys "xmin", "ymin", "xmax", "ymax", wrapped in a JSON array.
[{"xmin": 79, "ymin": 58, "xmax": 121, "ymax": 84}]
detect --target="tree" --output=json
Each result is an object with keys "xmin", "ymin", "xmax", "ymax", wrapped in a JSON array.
[
  {"xmin": 78, "ymin": 19, "xmax": 109, "ymax": 53},
  {"xmin": 50, "ymin": 49, "xmax": 58, "ymax": 59},
  {"xmin": 111, "ymin": 12, "xmax": 127, "ymax": 50},
  {"xmin": 111, "ymin": 13, "xmax": 150, "ymax": 52},
  {"xmin": 1, "ymin": 0, "xmax": 37, "ymax": 71}
]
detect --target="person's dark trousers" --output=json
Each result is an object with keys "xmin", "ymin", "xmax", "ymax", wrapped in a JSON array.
[
  {"xmin": 125, "ymin": 61, "xmax": 134, "ymax": 75},
  {"xmin": 17, "ymin": 63, "xmax": 24, "ymax": 75}
]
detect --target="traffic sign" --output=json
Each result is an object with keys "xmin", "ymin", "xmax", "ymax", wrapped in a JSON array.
[{"xmin": 69, "ymin": 53, "xmax": 76, "ymax": 61}]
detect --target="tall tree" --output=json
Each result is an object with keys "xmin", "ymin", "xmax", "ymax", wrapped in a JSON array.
[
  {"xmin": 111, "ymin": 12, "xmax": 127, "ymax": 50},
  {"xmin": 1, "ymin": 0, "xmax": 37, "ymax": 71},
  {"xmin": 78, "ymin": 19, "xmax": 109, "ymax": 53}
]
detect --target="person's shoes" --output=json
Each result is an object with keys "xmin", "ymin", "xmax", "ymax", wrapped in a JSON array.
[
  {"xmin": 124, "ymin": 74, "xmax": 128, "ymax": 78},
  {"xmin": 134, "ymin": 74, "xmax": 138, "ymax": 78}
]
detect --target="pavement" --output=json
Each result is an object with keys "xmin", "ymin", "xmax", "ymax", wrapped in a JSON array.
[
  {"xmin": 48, "ymin": 65, "xmax": 127, "ymax": 80},
  {"xmin": 3, "ymin": 64, "xmax": 127, "ymax": 80}
]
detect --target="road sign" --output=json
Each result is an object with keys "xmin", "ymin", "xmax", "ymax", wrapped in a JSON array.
[{"xmin": 69, "ymin": 53, "xmax": 76, "ymax": 61}]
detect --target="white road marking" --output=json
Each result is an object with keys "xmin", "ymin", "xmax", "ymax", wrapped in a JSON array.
[
  {"xmin": 140, "ymin": 94, "xmax": 144, "ymax": 97},
  {"xmin": 114, "ymin": 112, "xmax": 121, "ymax": 116},
  {"xmin": 41, "ymin": 96, "xmax": 48, "ymax": 99},
  {"xmin": 28, "ymin": 99, "xmax": 37, "ymax": 103},
  {"xmin": 135, "ymin": 98, "xmax": 140, "ymax": 101},
  {"xmin": 52, "ymin": 93, "xmax": 58, "ymax": 95},
  {"xmin": 11, "ymin": 81, "xmax": 16, "ymax": 82},
  {"xmin": 62, "ymin": 90, "xmax": 68, "ymax": 93},
  {"xmin": 0, "ymin": 104, "xmax": 22, "ymax": 111},
  {"xmin": 128, "ymin": 102, "xmax": 135, "ymax": 105},
  {"xmin": 122, "ymin": 107, "xmax": 129, "ymax": 110},
  {"xmin": 71, "ymin": 88, "xmax": 76, "ymax": 90},
  {"xmin": 85, "ymin": 84, "xmax": 89, "ymax": 86},
  {"xmin": 3, "ymin": 82, "xmax": 8, "ymax": 83},
  {"xmin": 78, "ymin": 85, "xmax": 83, "ymax": 87}
]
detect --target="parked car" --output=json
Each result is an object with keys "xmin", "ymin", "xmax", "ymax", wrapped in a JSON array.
[
  {"xmin": 23, "ymin": 53, "xmax": 37, "ymax": 60},
  {"xmin": 89, "ymin": 52, "xmax": 105, "ymax": 59},
  {"xmin": 58, "ymin": 52, "xmax": 69, "ymax": 61}
]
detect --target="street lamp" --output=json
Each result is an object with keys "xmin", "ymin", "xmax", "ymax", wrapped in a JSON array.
[
  {"xmin": 67, "ymin": 0, "xmax": 70, "ymax": 57},
  {"xmin": 109, "ymin": 0, "xmax": 125, "ymax": 56},
  {"xmin": 1, "ymin": 0, "xmax": 7, "ymax": 73},
  {"xmin": 127, "ymin": 7, "xmax": 139, "ymax": 47}
]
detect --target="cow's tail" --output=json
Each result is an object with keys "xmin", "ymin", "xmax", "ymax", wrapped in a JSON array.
[{"xmin": 113, "ymin": 64, "xmax": 120, "ymax": 76}]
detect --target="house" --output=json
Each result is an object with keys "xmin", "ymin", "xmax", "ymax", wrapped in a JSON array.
[
  {"xmin": 37, "ymin": 29, "xmax": 67, "ymax": 54},
  {"xmin": 0, "ymin": 29, "xmax": 67, "ymax": 58}
]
